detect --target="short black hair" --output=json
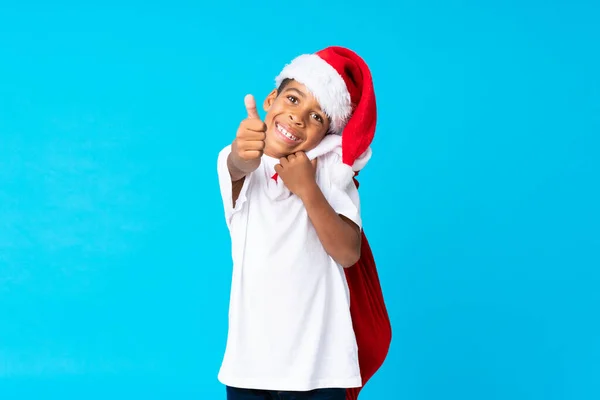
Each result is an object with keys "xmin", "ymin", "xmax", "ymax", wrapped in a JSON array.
[{"xmin": 277, "ymin": 78, "xmax": 293, "ymax": 95}]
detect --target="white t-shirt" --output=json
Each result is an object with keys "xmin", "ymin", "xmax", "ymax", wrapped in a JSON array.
[{"xmin": 216, "ymin": 144, "xmax": 363, "ymax": 391}]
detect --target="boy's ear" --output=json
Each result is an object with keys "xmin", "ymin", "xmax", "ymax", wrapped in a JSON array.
[{"xmin": 263, "ymin": 89, "xmax": 279, "ymax": 111}]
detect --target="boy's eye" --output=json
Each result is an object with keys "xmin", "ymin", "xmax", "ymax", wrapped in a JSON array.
[
  {"xmin": 287, "ymin": 95, "xmax": 298, "ymax": 104},
  {"xmin": 311, "ymin": 113, "xmax": 324, "ymax": 124}
]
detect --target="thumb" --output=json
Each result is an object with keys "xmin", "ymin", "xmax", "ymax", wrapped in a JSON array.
[{"xmin": 244, "ymin": 94, "xmax": 260, "ymax": 119}]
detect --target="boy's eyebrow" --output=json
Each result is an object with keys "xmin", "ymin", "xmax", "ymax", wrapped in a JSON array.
[{"xmin": 285, "ymin": 87, "xmax": 306, "ymax": 98}]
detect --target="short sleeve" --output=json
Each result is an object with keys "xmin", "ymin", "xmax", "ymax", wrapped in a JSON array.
[
  {"xmin": 318, "ymin": 152, "xmax": 362, "ymax": 230},
  {"xmin": 217, "ymin": 145, "xmax": 252, "ymax": 227}
]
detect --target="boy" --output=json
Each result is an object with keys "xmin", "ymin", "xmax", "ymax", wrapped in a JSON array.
[{"xmin": 216, "ymin": 46, "xmax": 389, "ymax": 400}]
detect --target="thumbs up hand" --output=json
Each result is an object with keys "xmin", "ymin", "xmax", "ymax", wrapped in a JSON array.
[{"xmin": 229, "ymin": 94, "xmax": 267, "ymax": 178}]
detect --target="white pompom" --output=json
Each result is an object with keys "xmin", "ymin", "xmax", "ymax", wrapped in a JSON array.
[{"xmin": 331, "ymin": 162, "xmax": 355, "ymax": 188}]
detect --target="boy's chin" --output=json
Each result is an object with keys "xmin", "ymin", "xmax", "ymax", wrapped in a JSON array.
[
  {"xmin": 265, "ymin": 138, "xmax": 302, "ymax": 158},
  {"xmin": 265, "ymin": 146, "xmax": 295, "ymax": 159}
]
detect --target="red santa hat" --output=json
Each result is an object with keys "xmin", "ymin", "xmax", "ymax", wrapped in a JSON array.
[{"xmin": 275, "ymin": 46, "xmax": 377, "ymax": 187}]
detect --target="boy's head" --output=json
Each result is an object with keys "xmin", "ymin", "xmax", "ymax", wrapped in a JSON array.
[
  {"xmin": 260, "ymin": 78, "xmax": 332, "ymax": 158},
  {"xmin": 262, "ymin": 46, "xmax": 377, "ymax": 186}
]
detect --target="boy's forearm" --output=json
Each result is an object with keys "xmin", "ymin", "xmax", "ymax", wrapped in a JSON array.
[
  {"xmin": 300, "ymin": 183, "xmax": 361, "ymax": 268},
  {"xmin": 227, "ymin": 153, "xmax": 252, "ymax": 207},
  {"xmin": 227, "ymin": 152, "xmax": 248, "ymax": 182}
]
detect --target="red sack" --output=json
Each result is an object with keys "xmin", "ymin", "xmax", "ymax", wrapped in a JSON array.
[{"xmin": 344, "ymin": 177, "xmax": 392, "ymax": 399}]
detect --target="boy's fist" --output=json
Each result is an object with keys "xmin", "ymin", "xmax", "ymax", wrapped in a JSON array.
[
  {"xmin": 275, "ymin": 152, "xmax": 318, "ymax": 199},
  {"xmin": 231, "ymin": 95, "xmax": 266, "ymax": 170}
]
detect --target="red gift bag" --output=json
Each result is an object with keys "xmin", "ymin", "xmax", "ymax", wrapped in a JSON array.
[{"xmin": 344, "ymin": 177, "xmax": 392, "ymax": 399}]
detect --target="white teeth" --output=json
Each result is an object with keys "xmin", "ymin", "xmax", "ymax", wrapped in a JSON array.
[{"xmin": 277, "ymin": 124, "xmax": 299, "ymax": 141}]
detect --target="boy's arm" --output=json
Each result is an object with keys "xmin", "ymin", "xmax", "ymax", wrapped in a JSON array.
[
  {"xmin": 227, "ymin": 154, "xmax": 249, "ymax": 206},
  {"xmin": 300, "ymin": 183, "xmax": 361, "ymax": 268},
  {"xmin": 230, "ymin": 174, "xmax": 245, "ymax": 207},
  {"xmin": 227, "ymin": 153, "xmax": 248, "ymax": 183},
  {"xmin": 274, "ymin": 152, "xmax": 362, "ymax": 268}
]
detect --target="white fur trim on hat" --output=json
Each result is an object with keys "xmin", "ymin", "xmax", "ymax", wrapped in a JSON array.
[
  {"xmin": 351, "ymin": 147, "xmax": 372, "ymax": 171},
  {"xmin": 331, "ymin": 163, "xmax": 356, "ymax": 188},
  {"xmin": 330, "ymin": 148, "xmax": 373, "ymax": 188},
  {"xmin": 275, "ymin": 54, "xmax": 352, "ymax": 135},
  {"xmin": 305, "ymin": 134, "xmax": 373, "ymax": 188}
]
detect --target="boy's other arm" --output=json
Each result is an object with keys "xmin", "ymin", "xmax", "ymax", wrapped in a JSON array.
[
  {"xmin": 227, "ymin": 153, "xmax": 247, "ymax": 206},
  {"xmin": 228, "ymin": 167, "xmax": 246, "ymax": 207},
  {"xmin": 275, "ymin": 152, "xmax": 361, "ymax": 268},
  {"xmin": 300, "ymin": 183, "xmax": 361, "ymax": 268}
]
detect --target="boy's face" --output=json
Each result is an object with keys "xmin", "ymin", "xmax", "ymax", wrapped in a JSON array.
[{"xmin": 262, "ymin": 80, "xmax": 331, "ymax": 159}]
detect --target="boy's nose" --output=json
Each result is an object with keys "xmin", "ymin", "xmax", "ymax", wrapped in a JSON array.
[{"xmin": 288, "ymin": 113, "xmax": 305, "ymax": 127}]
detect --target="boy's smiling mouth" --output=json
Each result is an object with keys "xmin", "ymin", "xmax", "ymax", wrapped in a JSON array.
[{"xmin": 275, "ymin": 122, "xmax": 301, "ymax": 144}]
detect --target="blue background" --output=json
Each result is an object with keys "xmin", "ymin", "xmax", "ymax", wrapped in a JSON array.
[{"xmin": 1, "ymin": 0, "xmax": 598, "ymax": 399}]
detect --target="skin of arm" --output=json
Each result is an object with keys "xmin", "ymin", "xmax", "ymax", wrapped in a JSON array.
[{"xmin": 299, "ymin": 181, "xmax": 362, "ymax": 268}]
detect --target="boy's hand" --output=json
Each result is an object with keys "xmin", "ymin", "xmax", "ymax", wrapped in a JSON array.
[
  {"xmin": 275, "ymin": 152, "xmax": 318, "ymax": 198},
  {"xmin": 230, "ymin": 95, "xmax": 266, "ymax": 176}
]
